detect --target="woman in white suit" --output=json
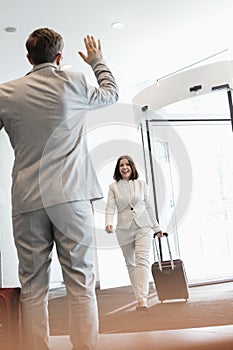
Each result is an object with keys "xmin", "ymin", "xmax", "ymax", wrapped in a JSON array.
[{"xmin": 105, "ymin": 155, "xmax": 163, "ymax": 311}]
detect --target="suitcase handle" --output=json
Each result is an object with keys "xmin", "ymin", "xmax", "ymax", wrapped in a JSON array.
[
  {"xmin": 153, "ymin": 232, "xmax": 168, "ymax": 238},
  {"xmin": 153, "ymin": 232, "xmax": 175, "ymax": 271},
  {"xmin": 153, "ymin": 233, "xmax": 168, "ymax": 263}
]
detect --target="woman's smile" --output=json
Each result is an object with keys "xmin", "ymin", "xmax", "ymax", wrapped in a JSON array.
[{"xmin": 119, "ymin": 158, "xmax": 132, "ymax": 180}]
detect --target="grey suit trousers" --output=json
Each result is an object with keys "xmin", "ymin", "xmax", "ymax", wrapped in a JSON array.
[{"xmin": 12, "ymin": 200, "xmax": 98, "ymax": 350}]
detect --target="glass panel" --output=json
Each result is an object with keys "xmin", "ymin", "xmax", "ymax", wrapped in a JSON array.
[
  {"xmin": 147, "ymin": 89, "xmax": 233, "ymax": 284},
  {"xmin": 149, "ymin": 121, "xmax": 233, "ymax": 283},
  {"xmin": 149, "ymin": 138, "xmax": 180, "ymax": 260}
]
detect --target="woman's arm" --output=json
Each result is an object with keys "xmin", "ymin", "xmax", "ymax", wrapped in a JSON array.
[{"xmin": 105, "ymin": 184, "xmax": 116, "ymax": 233}]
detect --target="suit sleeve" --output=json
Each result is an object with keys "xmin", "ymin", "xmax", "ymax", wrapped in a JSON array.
[
  {"xmin": 143, "ymin": 181, "xmax": 161, "ymax": 233},
  {"xmin": 105, "ymin": 184, "xmax": 117, "ymax": 226},
  {"xmin": 84, "ymin": 59, "xmax": 119, "ymax": 106}
]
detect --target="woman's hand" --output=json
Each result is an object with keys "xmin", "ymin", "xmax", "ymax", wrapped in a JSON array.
[
  {"xmin": 105, "ymin": 225, "xmax": 113, "ymax": 233},
  {"xmin": 156, "ymin": 230, "xmax": 163, "ymax": 238}
]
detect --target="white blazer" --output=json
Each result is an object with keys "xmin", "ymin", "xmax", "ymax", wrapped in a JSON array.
[{"xmin": 105, "ymin": 179, "xmax": 161, "ymax": 232}]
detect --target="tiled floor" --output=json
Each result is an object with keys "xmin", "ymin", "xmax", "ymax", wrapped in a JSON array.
[{"xmin": 50, "ymin": 325, "xmax": 233, "ymax": 350}]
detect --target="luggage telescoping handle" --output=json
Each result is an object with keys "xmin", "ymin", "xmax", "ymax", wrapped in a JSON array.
[
  {"xmin": 152, "ymin": 233, "xmax": 162, "ymax": 271},
  {"xmin": 153, "ymin": 232, "xmax": 175, "ymax": 271}
]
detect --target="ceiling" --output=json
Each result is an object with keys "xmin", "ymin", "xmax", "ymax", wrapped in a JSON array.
[{"xmin": 1, "ymin": 0, "xmax": 233, "ymax": 102}]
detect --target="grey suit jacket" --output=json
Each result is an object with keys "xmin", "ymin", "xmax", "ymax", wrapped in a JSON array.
[
  {"xmin": 0, "ymin": 59, "xmax": 118, "ymax": 215},
  {"xmin": 105, "ymin": 179, "xmax": 161, "ymax": 232}
]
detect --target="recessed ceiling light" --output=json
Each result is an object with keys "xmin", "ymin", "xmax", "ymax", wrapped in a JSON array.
[
  {"xmin": 4, "ymin": 27, "xmax": 17, "ymax": 33},
  {"xmin": 111, "ymin": 21, "xmax": 124, "ymax": 29}
]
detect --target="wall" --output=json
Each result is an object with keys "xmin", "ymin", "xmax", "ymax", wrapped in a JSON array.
[{"xmin": 0, "ymin": 130, "xmax": 19, "ymax": 286}]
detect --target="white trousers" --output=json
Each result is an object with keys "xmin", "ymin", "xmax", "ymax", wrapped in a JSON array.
[
  {"xmin": 12, "ymin": 200, "xmax": 98, "ymax": 350},
  {"xmin": 116, "ymin": 221, "xmax": 153, "ymax": 303}
]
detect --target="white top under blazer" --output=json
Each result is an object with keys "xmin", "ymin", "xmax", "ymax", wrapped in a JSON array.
[{"xmin": 105, "ymin": 179, "xmax": 161, "ymax": 232}]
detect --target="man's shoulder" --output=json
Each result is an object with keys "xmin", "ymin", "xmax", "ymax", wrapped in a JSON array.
[
  {"xmin": 0, "ymin": 76, "xmax": 25, "ymax": 95},
  {"xmin": 58, "ymin": 69, "xmax": 84, "ymax": 79}
]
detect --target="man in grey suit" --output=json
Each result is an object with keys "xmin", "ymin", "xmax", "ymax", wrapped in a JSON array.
[{"xmin": 0, "ymin": 28, "xmax": 118, "ymax": 350}]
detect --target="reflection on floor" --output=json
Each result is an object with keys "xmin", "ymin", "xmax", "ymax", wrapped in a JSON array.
[
  {"xmin": 49, "ymin": 282, "xmax": 233, "ymax": 349},
  {"xmin": 50, "ymin": 325, "xmax": 233, "ymax": 350}
]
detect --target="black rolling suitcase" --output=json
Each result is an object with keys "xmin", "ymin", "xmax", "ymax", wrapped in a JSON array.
[
  {"xmin": 152, "ymin": 233, "xmax": 189, "ymax": 302},
  {"xmin": 0, "ymin": 287, "xmax": 21, "ymax": 350}
]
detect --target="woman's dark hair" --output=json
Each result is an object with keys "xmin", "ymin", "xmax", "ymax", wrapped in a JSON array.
[
  {"xmin": 26, "ymin": 28, "xmax": 64, "ymax": 65},
  {"xmin": 113, "ymin": 155, "xmax": 139, "ymax": 181}
]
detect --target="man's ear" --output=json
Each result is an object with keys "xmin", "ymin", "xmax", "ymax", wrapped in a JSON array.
[
  {"xmin": 55, "ymin": 52, "xmax": 63, "ymax": 66},
  {"xmin": 26, "ymin": 53, "xmax": 34, "ymax": 65}
]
